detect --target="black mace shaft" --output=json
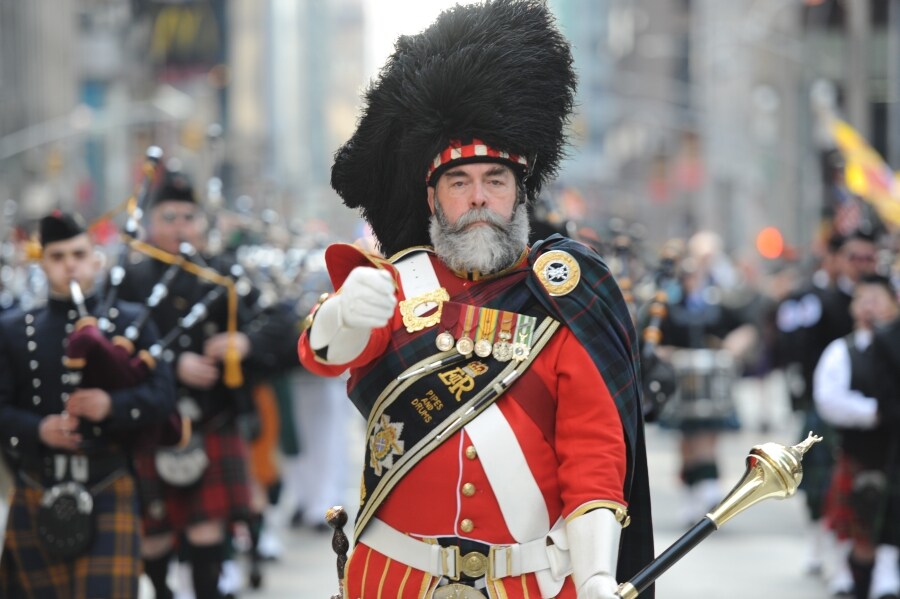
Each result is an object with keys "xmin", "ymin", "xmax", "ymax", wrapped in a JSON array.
[
  {"xmin": 621, "ymin": 518, "xmax": 717, "ymax": 598},
  {"xmin": 616, "ymin": 433, "xmax": 822, "ymax": 599}
]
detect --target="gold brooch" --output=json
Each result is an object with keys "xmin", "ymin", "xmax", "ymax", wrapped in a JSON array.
[
  {"xmin": 533, "ymin": 250, "xmax": 580, "ymax": 296},
  {"xmin": 399, "ymin": 288, "xmax": 450, "ymax": 332}
]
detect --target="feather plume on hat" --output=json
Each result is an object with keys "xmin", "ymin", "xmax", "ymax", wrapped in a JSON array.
[{"xmin": 331, "ymin": 0, "xmax": 577, "ymax": 257}]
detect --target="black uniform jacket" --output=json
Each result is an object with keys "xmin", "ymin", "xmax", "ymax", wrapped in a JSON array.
[
  {"xmin": 0, "ymin": 293, "xmax": 175, "ymax": 460},
  {"xmin": 117, "ymin": 254, "xmax": 256, "ymax": 424}
]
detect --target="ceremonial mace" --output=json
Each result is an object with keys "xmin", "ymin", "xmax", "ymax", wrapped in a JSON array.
[
  {"xmin": 615, "ymin": 432, "xmax": 822, "ymax": 599},
  {"xmin": 322, "ymin": 434, "xmax": 821, "ymax": 599}
]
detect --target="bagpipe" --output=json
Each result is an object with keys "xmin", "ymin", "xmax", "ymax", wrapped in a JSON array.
[
  {"xmin": 603, "ymin": 228, "xmax": 679, "ymax": 423},
  {"xmin": 635, "ymin": 241, "xmax": 681, "ymax": 423},
  {"xmin": 62, "ymin": 146, "xmax": 250, "ymax": 448},
  {"xmin": 58, "ymin": 147, "xmax": 182, "ymax": 447}
]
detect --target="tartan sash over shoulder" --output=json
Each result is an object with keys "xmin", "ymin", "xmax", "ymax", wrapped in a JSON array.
[{"xmin": 528, "ymin": 235, "xmax": 654, "ymax": 593}]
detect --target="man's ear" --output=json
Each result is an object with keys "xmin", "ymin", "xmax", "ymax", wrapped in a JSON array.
[{"xmin": 427, "ymin": 186, "xmax": 436, "ymax": 215}]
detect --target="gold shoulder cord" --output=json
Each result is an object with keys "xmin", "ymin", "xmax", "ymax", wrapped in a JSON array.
[{"xmin": 126, "ymin": 236, "xmax": 243, "ymax": 388}]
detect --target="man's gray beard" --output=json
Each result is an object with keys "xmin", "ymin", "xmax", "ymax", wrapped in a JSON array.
[{"xmin": 429, "ymin": 200, "xmax": 530, "ymax": 274}]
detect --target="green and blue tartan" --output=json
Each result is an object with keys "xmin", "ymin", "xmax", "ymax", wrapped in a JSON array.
[{"xmin": 528, "ymin": 235, "xmax": 654, "ymax": 593}]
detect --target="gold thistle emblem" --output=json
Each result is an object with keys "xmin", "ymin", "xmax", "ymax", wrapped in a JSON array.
[
  {"xmin": 369, "ymin": 415, "xmax": 405, "ymax": 476},
  {"xmin": 533, "ymin": 250, "xmax": 580, "ymax": 296}
]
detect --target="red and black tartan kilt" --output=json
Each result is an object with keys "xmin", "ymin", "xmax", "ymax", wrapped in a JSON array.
[
  {"xmin": 823, "ymin": 453, "xmax": 898, "ymax": 548},
  {"xmin": 824, "ymin": 453, "xmax": 856, "ymax": 541},
  {"xmin": 134, "ymin": 424, "xmax": 253, "ymax": 535},
  {"xmin": 0, "ymin": 473, "xmax": 142, "ymax": 599}
]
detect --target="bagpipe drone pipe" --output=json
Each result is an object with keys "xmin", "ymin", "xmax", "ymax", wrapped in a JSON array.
[
  {"xmin": 59, "ymin": 148, "xmax": 189, "ymax": 448},
  {"xmin": 604, "ymin": 230, "xmax": 679, "ymax": 423},
  {"xmin": 635, "ymin": 241, "xmax": 681, "ymax": 422},
  {"xmin": 63, "ymin": 147, "xmax": 247, "ymax": 447}
]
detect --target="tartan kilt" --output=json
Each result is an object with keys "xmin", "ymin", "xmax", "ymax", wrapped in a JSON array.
[
  {"xmin": 0, "ymin": 473, "xmax": 142, "ymax": 599},
  {"xmin": 824, "ymin": 454, "xmax": 857, "ymax": 542},
  {"xmin": 824, "ymin": 452, "xmax": 900, "ymax": 547},
  {"xmin": 134, "ymin": 423, "xmax": 253, "ymax": 535},
  {"xmin": 345, "ymin": 542, "xmax": 577, "ymax": 599}
]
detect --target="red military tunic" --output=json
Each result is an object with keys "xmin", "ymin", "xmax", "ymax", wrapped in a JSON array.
[{"xmin": 298, "ymin": 249, "xmax": 627, "ymax": 599}]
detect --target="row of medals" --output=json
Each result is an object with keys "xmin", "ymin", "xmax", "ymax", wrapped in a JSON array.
[{"xmin": 434, "ymin": 330, "xmax": 528, "ymax": 362}]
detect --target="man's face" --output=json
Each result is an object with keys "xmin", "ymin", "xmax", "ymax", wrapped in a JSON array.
[
  {"xmin": 426, "ymin": 162, "xmax": 529, "ymax": 274},
  {"xmin": 148, "ymin": 200, "xmax": 201, "ymax": 254},
  {"xmin": 839, "ymin": 238, "xmax": 877, "ymax": 283},
  {"xmin": 427, "ymin": 163, "xmax": 518, "ymax": 225},
  {"xmin": 40, "ymin": 234, "xmax": 99, "ymax": 297},
  {"xmin": 851, "ymin": 283, "xmax": 899, "ymax": 329}
]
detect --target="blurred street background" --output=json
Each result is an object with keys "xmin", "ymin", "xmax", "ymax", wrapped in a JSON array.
[{"xmin": 1, "ymin": 0, "xmax": 898, "ymax": 249}]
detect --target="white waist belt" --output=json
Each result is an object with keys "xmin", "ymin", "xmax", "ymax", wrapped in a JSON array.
[{"xmin": 360, "ymin": 518, "xmax": 569, "ymax": 581}]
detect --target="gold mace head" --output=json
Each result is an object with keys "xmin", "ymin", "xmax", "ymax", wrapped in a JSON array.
[{"xmin": 707, "ymin": 432, "xmax": 822, "ymax": 528}]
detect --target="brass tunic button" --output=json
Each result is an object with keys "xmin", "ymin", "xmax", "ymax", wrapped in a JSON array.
[
  {"xmin": 465, "ymin": 446, "xmax": 477, "ymax": 460},
  {"xmin": 462, "ymin": 483, "xmax": 476, "ymax": 497},
  {"xmin": 460, "ymin": 519, "xmax": 474, "ymax": 533}
]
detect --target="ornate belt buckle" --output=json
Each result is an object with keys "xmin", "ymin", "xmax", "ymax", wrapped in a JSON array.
[
  {"xmin": 460, "ymin": 551, "xmax": 488, "ymax": 579},
  {"xmin": 433, "ymin": 583, "xmax": 488, "ymax": 599},
  {"xmin": 399, "ymin": 288, "xmax": 450, "ymax": 332}
]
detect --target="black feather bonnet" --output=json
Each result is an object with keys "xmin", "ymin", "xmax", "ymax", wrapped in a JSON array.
[{"xmin": 331, "ymin": 0, "xmax": 577, "ymax": 257}]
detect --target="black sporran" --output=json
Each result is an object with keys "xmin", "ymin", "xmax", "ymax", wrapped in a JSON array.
[
  {"xmin": 37, "ymin": 482, "xmax": 95, "ymax": 560},
  {"xmin": 154, "ymin": 432, "xmax": 209, "ymax": 487},
  {"xmin": 850, "ymin": 469, "xmax": 888, "ymax": 531}
]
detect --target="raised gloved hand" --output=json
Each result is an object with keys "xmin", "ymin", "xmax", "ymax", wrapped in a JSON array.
[
  {"xmin": 333, "ymin": 267, "xmax": 397, "ymax": 329},
  {"xmin": 566, "ymin": 508, "xmax": 622, "ymax": 599},
  {"xmin": 309, "ymin": 267, "xmax": 397, "ymax": 364}
]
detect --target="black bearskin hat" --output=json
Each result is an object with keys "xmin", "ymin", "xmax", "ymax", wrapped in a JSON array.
[
  {"xmin": 150, "ymin": 169, "xmax": 197, "ymax": 207},
  {"xmin": 40, "ymin": 210, "xmax": 86, "ymax": 247},
  {"xmin": 331, "ymin": 0, "xmax": 577, "ymax": 257}
]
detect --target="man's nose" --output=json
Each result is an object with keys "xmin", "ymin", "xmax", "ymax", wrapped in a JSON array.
[{"xmin": 470, "ymin": 182, "xmax": 488, "ymax": 207}]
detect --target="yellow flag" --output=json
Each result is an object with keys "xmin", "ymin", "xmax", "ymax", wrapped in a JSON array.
[{"xmin": 830, "ymin": 119, "xmax": 900, "ymax": 226}]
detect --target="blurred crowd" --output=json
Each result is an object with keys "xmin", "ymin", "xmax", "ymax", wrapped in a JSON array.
[
  {"xmin": 0, "ymin": 160, "xmax": 361, "ymax": 598},
  {"xmin": 551, "ymin": 173, "xmax": 900, "ymax": 599}
]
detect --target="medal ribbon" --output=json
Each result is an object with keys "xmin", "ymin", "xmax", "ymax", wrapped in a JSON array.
[
  {"xmin": 514, "ymin": 314, "xmax": 536, "ymax": 346},
  {"xmin": 458, "ymin": 305, "xmax": 476, "ymax": 339},
  {"xmin": 475, "ymin": 307, "xmax": 498, "ymax": 347},
  {"xmin": 496, "ymin": 310, "xmax": 516, "ymax": 343}
]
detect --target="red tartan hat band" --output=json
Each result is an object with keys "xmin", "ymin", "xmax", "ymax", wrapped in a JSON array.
[{"xmin": 426, "ymin": 138, "xmax": 528, "ymax": 185}]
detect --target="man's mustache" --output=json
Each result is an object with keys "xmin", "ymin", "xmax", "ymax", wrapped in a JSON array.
[{"xmin": 449, "ymin": 208, "xmax": 508, "ymax": 233}]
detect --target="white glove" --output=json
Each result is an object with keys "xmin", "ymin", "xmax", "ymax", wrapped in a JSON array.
[
  {"xmin": 309, "ymin": 267, "xmax": 397, "ymax": 364},
  {"xmin": 566, "ymin": 509, "xmax": 622, "ymax": 599},
  {"xmin": 333, "ymin": 266, "xmax": 397, "ymax": 329}
]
